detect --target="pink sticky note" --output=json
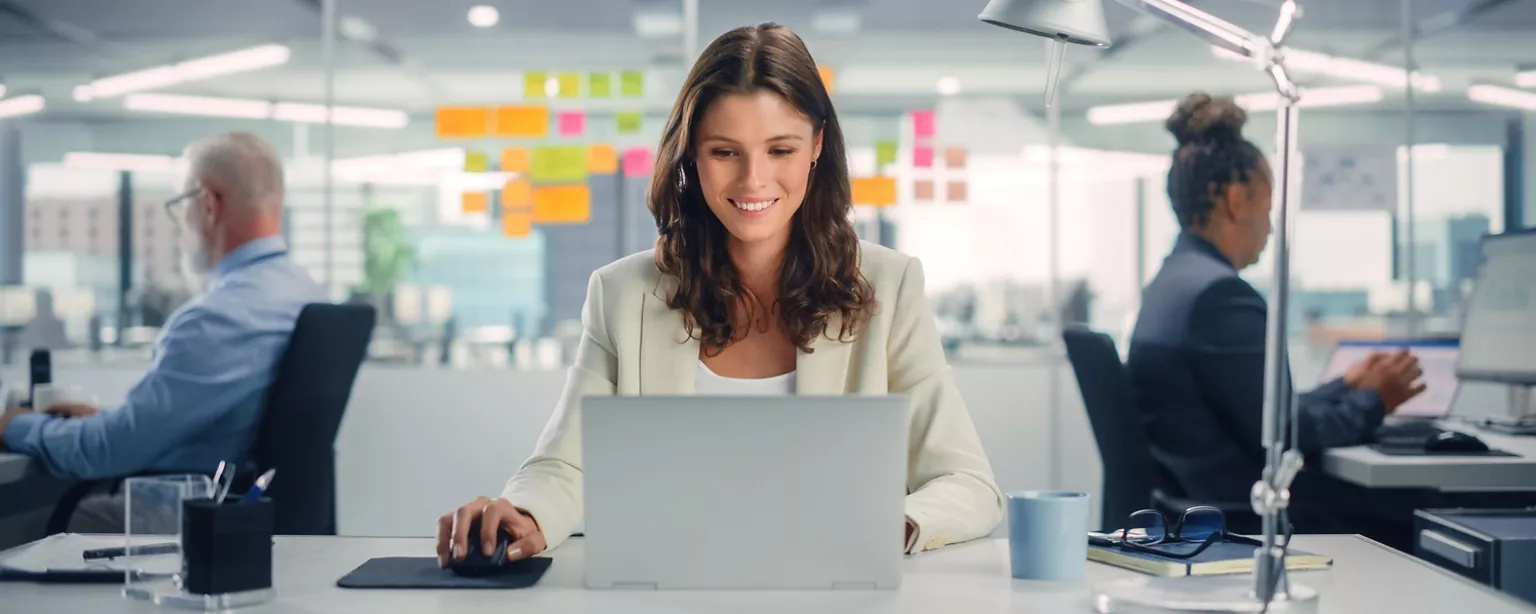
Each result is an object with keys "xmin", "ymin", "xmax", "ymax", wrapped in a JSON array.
[
  {"xmin": 557, "ymin": 110, "xmax": 585, "ymax": 137},
  {"xmin": 914, "ymin": 145, "xmax": 934, "ymax": 168},
  {"xmin": 622, "ymin": 146, "xmax": 653, "ymax": 177},
  {"xmin": 912, "ymin": 110, "xmax": 935, "ymax": 139}
]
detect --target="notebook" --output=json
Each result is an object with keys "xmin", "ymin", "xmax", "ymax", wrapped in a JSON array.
[{"xmin": 1088, "ymin": 540, "xmax": 1332, "ymax": 577}]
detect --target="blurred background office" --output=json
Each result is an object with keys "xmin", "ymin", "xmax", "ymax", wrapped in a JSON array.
[{"xmin": 0, "ymin": 0, "xmax": 1532, "ymax": 537}]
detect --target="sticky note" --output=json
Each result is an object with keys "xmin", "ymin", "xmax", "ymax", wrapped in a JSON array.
[
  {"xmin": 621, "ymin": 70, "xmax": 644, "ymax": 97},
  {"xmin": 912, "ymin": 110, "xmax": 935, "ymax": 139},
  {"xmin": 851, "ymin": 177, "xmax": 898, "ymax": 207},
  {"xmin": 501, "ymin": 147, "xmax": 530, "ymax": 173},
  {"xmin": 435, "ymin": 107, "xmax": 490, "ymax": 138},
  {"xmin": 875, "ymin": 141, "xmax": 898, "ymax": 167},
  {"xmin": 818, "ymin": 65, "xmax": 835, "ymax": 93},
  {"xmin": 502, "ymin": 211, "xmax": 532, "ymax": 237},
  {"xmin": 533, "ymin": 185, "xmax": 592, "ymax": 223},
  {"xmin": 588, "ymin": 144, "xmax": 618, "ymax": 174},
  {"xmin": 590, "ymin": 73, "xmax": 612, "ymax": 98},
  {"xmin": 622, "ymin": 147, "xmax": 653, "ymax": 177},
  {"xmin": 557, "ymin": 110, "xmax": 585, "ymax": 137},
  {"xmin": 947, "ymin": 180, "xmax": 968, "ymax": 202},
  {"xmin": 914, "ymin": 179, "xmax": 934, "ymax": 201},
  {"xmin": 524, "ymin": 71, "xmax": 548, "ymax": 98},
  {"xmin": 914, "ymin": 145, "xmax": 934, "ymax": 168},
  {"xmin": 617, "ymin": 111, "xmax": 642, "ymax": 134},
  {"xmin": 944, "ymin": 146, "xmax": 967, "ymax": 169},
  {"xmin": 556, "ymin": 72, "xmax": 580, "ymax": 98},
  {"xmin": 494, "ymin": 106, "xmax": 548, "ymax": 138},
  {"xmin": 462, "ymin": 191, "xmax": 489, "ymax": 214},
  {"xmin": 464, "ymin": 151, "xmax": 488, "ymax": 173},
  {"xmin": 503, "ymin": 178, "xmax": 533, "ymax": 207},
  {"xmin": 531, "ymin": 146, "xmax": 589, "ymax": 183}
]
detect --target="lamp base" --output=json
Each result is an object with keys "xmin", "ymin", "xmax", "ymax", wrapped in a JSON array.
[{"xmin": 1091, "ymin": 576, "xmax": 1319, "ymax": 614}]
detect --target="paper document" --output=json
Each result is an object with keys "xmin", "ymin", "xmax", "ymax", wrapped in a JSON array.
[{"xmin": 1, "ymin": 534, "xmax": 179, "ymax": 575}]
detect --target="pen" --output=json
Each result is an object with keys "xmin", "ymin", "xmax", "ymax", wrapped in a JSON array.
[
  {"xmin": 211, "ymin": 460, "xmax": 234, "ymax": 504},
  {"xmin": 82, "ymin": 542, "xmax": 180, "ymax": 561},
  {"xmin": 240, "ymin": 468, "xmax": 277, "ymax": 504}
]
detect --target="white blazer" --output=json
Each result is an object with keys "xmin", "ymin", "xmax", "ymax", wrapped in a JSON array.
[{"xmin": 500, "ymin": 241, "xmax": 1004, "ymax": 554}]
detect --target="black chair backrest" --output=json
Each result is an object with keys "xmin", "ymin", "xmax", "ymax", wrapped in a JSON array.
[
  {"xmin": 252, "ymin": 303, "xmax": 375, "ymax": 535},
  {"xmin": 1061, "ymin": 326, "xmax": 1156, "ymax": 530}
]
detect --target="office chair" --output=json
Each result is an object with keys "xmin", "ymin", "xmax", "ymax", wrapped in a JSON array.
[
  {"xmin": 46, "ymin": 303, "xmax": 375, "ymax": 536},
  {"xmin": 1061, "ymin": 325, "xmax": 1258, "ymax": 533}
]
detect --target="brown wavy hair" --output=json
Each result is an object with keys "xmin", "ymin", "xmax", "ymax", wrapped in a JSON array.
[{"xmin": 649, "ymin": 22, "xmax": 875, "ymax": 354}]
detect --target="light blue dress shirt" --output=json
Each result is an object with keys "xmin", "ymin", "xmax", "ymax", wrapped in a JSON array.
[{"xmin": 3, "ymin": 236, "xmax": 328, "ymax": 480}]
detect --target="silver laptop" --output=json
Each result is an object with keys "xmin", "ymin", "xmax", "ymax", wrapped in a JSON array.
[{"xmin": 581, "ymin": 395, "xmax": 908, "ymax": 590}]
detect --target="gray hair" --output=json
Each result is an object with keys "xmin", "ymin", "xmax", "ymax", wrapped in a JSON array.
[{"xmin": 183, "ymin": 132, "xmax": 284, "ymax": 215}]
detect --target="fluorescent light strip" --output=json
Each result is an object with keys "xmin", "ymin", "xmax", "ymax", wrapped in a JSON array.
[
  {"xmin": 124, "ymin": 93, "xmax": 408, "ymax": 129},
  {"xmin": 1467, "ymin": 84, "xmax": 1536, "ymax": 112},
  {"xmin": 76, "ymin": 44, "xmax": 291, "ymax": 100},
  {"xmin": 1087, "ymin": 85, "xmax": 1384, "ymax": 126},
  {"xmin": 1212, "ymin": 46, "xmax": 1441, "ymax": 92},
  {"xmin": 1514, "ymin": 70, "xmax": 1536, "ymax": 89},
  {"xmin": 63, "ymin": 152, "xmax": 184, "ymax": 173},
  {"xmin": 0, "ymin": 95, "xmax": 46, "ymax": 119}
]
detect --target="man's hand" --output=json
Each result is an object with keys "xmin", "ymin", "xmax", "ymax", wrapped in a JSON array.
[
  {"xmin": 1344, "ymin": 352, "xmax": 1388, "ymax": 389},
  {"xmin": 1355, "ymin": 350, "xmax": 1426, "ymax": 413},
  {"xmin": 44, "ymin": 403, "xmax": 99, "ymax": 418}
]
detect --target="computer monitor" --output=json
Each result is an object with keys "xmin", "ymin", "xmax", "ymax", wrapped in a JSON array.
[
  {"xmin": 1321, "ymin": 339, "xmax": 1460, "ymax": 419},
  {"xmin": 1457, "ymin": 229, "xmax": 1536, "ymax": 385}
]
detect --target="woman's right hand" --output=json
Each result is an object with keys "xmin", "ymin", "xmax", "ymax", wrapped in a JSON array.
[{"xmin": 436, "ymin": 496, "xmax": 547, "ymax": 568}]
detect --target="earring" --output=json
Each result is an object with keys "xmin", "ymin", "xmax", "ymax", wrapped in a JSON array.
[
  {"xmin": 810, "ymin": 160, "xmax": 818, "ymax": 170},
  {"xmin": 677, "ymin": 165, "xmax": 687, "ymax": 190}
]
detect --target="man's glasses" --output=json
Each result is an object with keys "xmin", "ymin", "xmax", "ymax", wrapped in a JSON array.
[
  {"xmin": 1091, "ymin": 506, "xmax": 1270, "ymax": 559},
  {"xmin": 164, "ymin": 187, "xmax": 201, "ymax": 223}
]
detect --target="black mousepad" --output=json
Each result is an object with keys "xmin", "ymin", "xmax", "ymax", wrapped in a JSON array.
[
  {"xmin": 336, "ymin": 557, "xmax": 553, "ymax": 589},
  {"xmin": 1369, "ymin": 445, "xmax": 1520, "ymax": 457}
]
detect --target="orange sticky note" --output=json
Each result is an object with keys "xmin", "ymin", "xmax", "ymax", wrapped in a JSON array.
[
  {"xmin": 494, "ymin": 105, "xmax": 548, "ymax": 138},
  {"xmin": 501, "ymin": 147, "xmax": 531, "ymax": 173},
  {"xmin": 944, "ymin": 146, "xmax": 967, "ymax": 169},
  {"xmin": 947, "ymin": 180, "xmax": 968, "ymax": 202},
  {"xmin": 461, "ymin": 191, "xmax": 489, "ymax": 214},
  {"xmin": 851, "ymin": 176, "xmax": 897, "ymax": 207},
  {"xmin": 502, "ymin": 178, "xmax": 533, "ymax": 207},
  {"xmin": 818, "ymin": 65, "xmax": 835, "ymax": 93},
  {"xmin": 436, "ymin": 107, "xmax": 490, "ymax": 138},
  {"xmin": 914, "ymin": 179, "xmax": 935, "ymax": 201},
  {"xmin": 588, "ymin": 144, "xmax": 618, "ymax": 174},
  {"xmin": 532, "ymin": 185, "xmax": 591, "ymax": 223},
  {"xmin": 502, "ymin": 211, "xmax": 532, "ymax": 237}
]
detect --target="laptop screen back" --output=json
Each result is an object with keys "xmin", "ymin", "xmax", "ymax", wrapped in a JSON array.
[{"xmin": 1320, "ymin": 340, "xmax": 1460, "ymax": 418}]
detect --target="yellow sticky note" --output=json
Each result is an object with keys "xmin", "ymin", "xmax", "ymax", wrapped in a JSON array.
[
  {"xmin": 590, "ymin": 72, "xmax": 612, "ymax": 98},
  {"xmin": 502, "ymin": 178, "xmax": 533, "ymax": 207},
  {"xmin": 851, "ymin": 176, "xmax": 897, "ymax": 207},
  {"xmin": 531, "ymin": 146, "xmax": 589, "ymax": 183},
  {"xmin": 464, "ymin": 151, "xmax": 488, "ymax": 173},
  {"xmin": 494, "ymin": 106, "xmax": 548, "ymax": 138},
  {"xmin": 524, "ymin": 71, "xmax": 548, "ymax": 98},
  {"xmin": 621, "ymin": 70, "xmax": 644, "ymax": 97},
  {"xmin": 616, "ymin": 111, "xmax": 641, "ymax": 134},
  {"xmin": 532, "ymin": 185, "xmax": 591, "ymax": 223},
  {"xmin": 818, "ymin": 65, "xmax": 835, "ymax": 93},
  {"xmin": 557, "ymin": 72, "xmax": 580, "ymax": 98},
  {"xmin": 435, "ymin": 107, "xmax": 490, "ymax": 139},
  {"xmin": 501, "ymin": 147, "xmax": 531, "ymax": 173},
  {"xmin": 461, "ymin": 192, "xmax": 489, "ymax": 214},
  {"xmin": 588, "ymin": 144, "xmax": 618, "ymax": 174},
  {"xmin": 502, "ymin": 211, "xmax": 533, "ymax": 237}
]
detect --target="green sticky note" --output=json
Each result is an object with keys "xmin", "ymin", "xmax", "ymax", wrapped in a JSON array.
[
  {"xmin": 617, "ymin": 111, "xmax": 642, "ymax": 134},
  {"xmin": 464, "ymin": 150, "xmax": 488, "ymax": 173},
  {"xmin": 557, "ymin": 72, "xmax": 580, "ymax": 98},
  {"xmin": 875, "ymin": 140, "xmax": 898, "ymax": 167},
  {"xmin": 590, "ymin": 73, "xmax": 612, "ymax": 98},
  {"xmin": 524, "ymin": 71, "xmax": 548, "ymax": 98},
  {"xmin": 531, "ymin": 146, "xmax": 590, "ymax": 183},
  {"xmin": 621, "ymin": 70, "xmax": 644, "ymax": 97}
]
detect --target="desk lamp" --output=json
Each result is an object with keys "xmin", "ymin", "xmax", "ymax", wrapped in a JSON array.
[
  {"xmin": 980, "ymin": 0, "xmax": 1315, "ymax": 612},
  {"xmin": 978, "ymin": 0, "xmax": 1111, "ymax": 108}
]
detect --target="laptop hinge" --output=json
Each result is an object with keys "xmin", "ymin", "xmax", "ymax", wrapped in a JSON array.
[
  {"xmin": 610, "ymin": 582, "xmax": 659, "ymax": 590},
  {"xmin": 832, "ymin": 581, "xmax": 879, "ymax": 590}
]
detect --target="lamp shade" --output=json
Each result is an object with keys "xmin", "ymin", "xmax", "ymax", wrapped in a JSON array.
[{"xmin": 979, "ymin": 0, "xmax": 1112, "ymax": 47}]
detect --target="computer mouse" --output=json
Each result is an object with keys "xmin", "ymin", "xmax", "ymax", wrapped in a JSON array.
[
  {"xmin": 1424, "ymin": 431, "xmax": 1490, "ymax": 453},
  {"xmin": 448, "ymin": 518, "xmax": 516, "ymax": 576}
]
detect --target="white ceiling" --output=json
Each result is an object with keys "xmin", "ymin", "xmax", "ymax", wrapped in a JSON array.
[{"xmin": 0, "ymin": 0, "xmax": 1533, "ymax": 122}]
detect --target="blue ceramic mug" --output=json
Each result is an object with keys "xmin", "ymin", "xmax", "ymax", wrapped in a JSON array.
[{"xmin": 1007, "ymin": 490, "xmax": 1090, "ymax": 580}]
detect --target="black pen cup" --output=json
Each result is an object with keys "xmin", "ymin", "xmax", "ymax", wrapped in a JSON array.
[{"xmin": 180, "ymin": 497, "xmax": 274, "ymax": 596}]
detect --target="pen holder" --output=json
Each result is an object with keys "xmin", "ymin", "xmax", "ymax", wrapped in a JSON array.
[{"xmin": 180, "ymin": 497, "xmax": 274, "ymax": 596}]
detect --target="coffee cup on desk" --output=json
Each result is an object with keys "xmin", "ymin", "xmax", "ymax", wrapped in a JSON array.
[
  {"xmin": 1007, "ymin": 490, "xmax": 1090, "ymax": 581},
  {"xmin": 32, "ymin": 384, "xmax": 97, "ymax": 413}
]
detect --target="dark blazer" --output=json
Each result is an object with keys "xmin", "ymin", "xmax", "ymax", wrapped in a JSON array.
[{"xmin": 1126, "ymin": 233, "xmax": 1385, "ymax": 503}]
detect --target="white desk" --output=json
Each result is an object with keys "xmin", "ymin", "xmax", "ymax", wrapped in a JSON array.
[
  {"xmin": 3, "ymin": 535, "xmax": 1533, "ymax": 613},
  {"xmin": 0, "ymin": 453, "xmax": 32, "ymax": 485},
  {"xmin": 1323, "ymin": 423, "xmax": 1536, "ymax": 491}
]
